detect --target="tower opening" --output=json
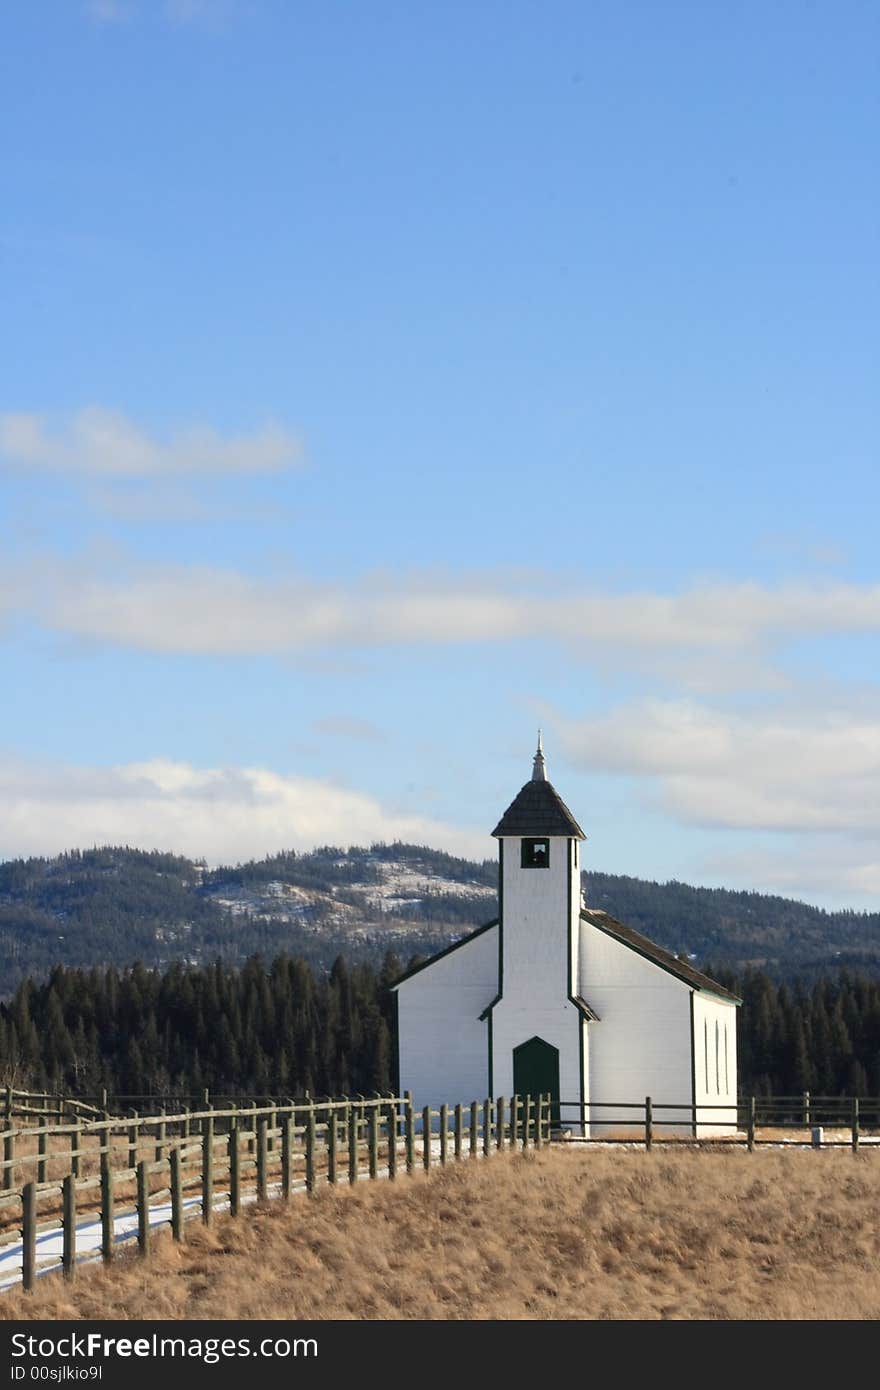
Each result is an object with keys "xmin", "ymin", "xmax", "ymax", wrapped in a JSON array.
[{"xmin": 521, "ymin": 837, "xmax": 550, "ymax": 868}]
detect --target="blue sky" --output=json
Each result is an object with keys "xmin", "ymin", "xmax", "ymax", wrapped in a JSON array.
[{"xmin": 1, "ymin": 1, "xmax": 878, "ymax": 906}]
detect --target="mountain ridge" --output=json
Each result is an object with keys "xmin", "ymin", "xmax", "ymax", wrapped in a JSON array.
[{"xmin": 0, "ymin": 841, "xmax": 877, "ymax": 995}]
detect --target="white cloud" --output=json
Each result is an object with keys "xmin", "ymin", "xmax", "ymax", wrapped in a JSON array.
[
  {"xmin": 695, "ymin": 845, "xmax": 880, "ymax": 905},
  {"xmin": 313, "ymin": 717, "xmax": 386, "ymax": 742},
  {"xmin": 85, "ymin": 0, "xmax": 233, "ymax": 23},
  {"xmin": 557, "ymin": 699, "xmax": 880, "ymax": 834},
  {"xmin": 86, "ymin": 482, "xmax": 292, "ymax": 525},
  {"xmin": 0, "ymin": 408, "xmax": 304, "ymax": 478},
  {"xmin": 16, "ymin": 561, "xmax": 880, "ymax": 658},
  {"xmin": 0, "ymin": 755, "xmax": 484, "ymax": 864},
  {"xmin": 85, "ymin": 0, "xmax": 133, "ymax": 21},
  {"xmin": 164, "ymin": 0, "xmax": 233, "ymax": 23}
]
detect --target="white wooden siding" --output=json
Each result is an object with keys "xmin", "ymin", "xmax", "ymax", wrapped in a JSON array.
[
  {"xmin": 692, "ymin": 992, "xmax": 738, "ymax": 1133},
  {"xmin": 491, "ymin": 1002, "xmax": 584, "ymax": 1121},
  {"xmin": 497, "ymin": 835, "xmax": 578, "ymax": 998},
  {"xmin": 580, "ymin": 918, "xmax": 694, "ymax": 1134},
  {"xmin": 394, "ymin": 925, "xmax": 497, "ymax": 1113},
  {"xmin": 491, "ymin": 836, "xmax": 585, "ymax": 1127}
]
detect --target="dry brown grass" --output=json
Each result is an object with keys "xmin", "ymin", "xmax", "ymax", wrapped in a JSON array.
[{"xmin": 2, "ymin": 1146, "xmax": 879, "ymax": 1321}]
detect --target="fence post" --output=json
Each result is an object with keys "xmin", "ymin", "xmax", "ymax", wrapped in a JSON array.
[
  {"xmin": 182, "ymin": 1107, "xmax": 191, "ymax": 1141},
  {"xmin": 469, "ymin": 1100, "xmax": 478, "ymax": 1158},
  {"xmin": 510, "ymin": 1095, "xmax": 519, "ymax": 1149},
  {"xmin": 38, "ymin": 1115, "xmax": 48, "ymax": 1184},
  {"xmin": 747, "ymin": 1096, "xmax": 756, "ymax": 1152},
  {"xmin": 803, "ymin": 1090, "xmax": 811, "ymax": 1127},
  {"xmin": 101, "ymin": 1087, "xmax": 108, "ymax": 1115},
  {"xmin": 267, "ymin": 1104, "xmax": 276, "ymax": 1155},
  {"xmin": 71, "ymin": 1121, "xmax": 81, "ymax": 1180},
  {"xmin": 128, "ymin": 1111, "xmax": 138, "ymax": 1173},
  {"xmin": 4, "ymin": 1130, "xmax": 14, "ymax": 1191},
  {"xmin": 534, "ymin": 1095, "xmax": 543, "ymax": 1149},
  {"xmin": 386, "ymin": 1102, "xmax": 397, "ymax": 1182},
  {"xmin": 405, "ymin": 1093, "xmax": 415, "ymax": 1174},
  {"xmin": 328, "ymin": 1110, "xmax": 338, "ymax": 1185},
  {"xmin": 496, "ymin": 1097, "xmax": 505, "ymax": 1152},
  {"xmin": 281, "ymin": 1114, "xmax": 293, "ymax": 1199},
  {"xmin": 100, "ymin": 1151, "xmax": 114, "ymax": 1262},
  {"xmin": 202, "ymin": 1110, "xmax": 214, "ymax": 1225},
  {"xmin": 454, "ymin": 1103, "xmax": 463, "ymax": 1160},
  {"xmin": 62, "ymin": 1173, "xmax": 76, "ymax": 1280},
  {"xmin": 439, "ymin": 1104, "xmax": 448, "ymax": 1166},
  {"xmin": 257, "ymin": 1117, "xmax": 268, "ymax": 1200},
  {"xmin": 368, "ymin": 1104, "xmax": 379, "ymax": 1179},
  {"xmin": 4, "ymin": 1085, "xmax": 11, "ymax": 1127},
  {"xmin": 137, "ymin": 1161, "xmax": 150, "ymax": 1258},
  {"xmin": 222, "ymin": 1123, "xmax": 237, "ymax": 1216},
  {"xmin": 171, "ymin": 1146, "xmax": 184, "ymax": 1240},
  {"xmin": 645, "ymin": 1096, "xmax": 653, "ymax": 1151},
  {"xmin": 483, "ymin": 1099, "xmax": 492, "ymax": 1158},
  {"xmin": 22, "ymin": 1181, "xmax": 36, "ymax": 1292},
  {"xmin": 423, "ymin": 1107, "xmax": 432, "ymax": 1172},
  {"xmin": 155, "ymin": 1108, "xmax": 166, "ymax": 1164},
  {"xmin": 305, "ymin": 1108, "xmax": 316, "ymax": 1193},
  {"xmin": 348, "ymin": 1103, "xmax": 359, "ymax": 1184},
  {"xmin": 852, "ymin": 1096, "xmax": 860, "ymax": 1153},
  {"xmin": 523, "ymin": 1095, "xmax": 532, "ymax": 1149}
]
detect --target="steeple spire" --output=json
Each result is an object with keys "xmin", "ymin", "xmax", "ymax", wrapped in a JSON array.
[{"xmin": 532, "ymin": 729, "xmax": 547, "ymax": 782}]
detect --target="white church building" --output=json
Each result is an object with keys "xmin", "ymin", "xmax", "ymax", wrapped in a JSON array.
[{"xmin": 392, "ymin": 738, "xmax": 740, "ymax": 1136}]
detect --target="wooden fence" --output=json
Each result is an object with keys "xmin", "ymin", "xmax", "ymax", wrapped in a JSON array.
[
  {"xmin": 556, "ymin": 1093, "xmax": 880, "ymax": 1148},
  {"xmin": 3, "ymin": 1086, "xmax": 878, "ymax": 1294},
  {"xmin": 1, "ymin": 1092, "xmax": 552, "ymax": 1292},
  {"xmin": 0, "ymin": 1087, "xmax": 320, "ymax": 1125}
]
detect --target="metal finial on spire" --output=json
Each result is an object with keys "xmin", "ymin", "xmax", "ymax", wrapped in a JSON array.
[{"xmin": 532, "ymin": 729, "xmax": 547, "ymax": 781}]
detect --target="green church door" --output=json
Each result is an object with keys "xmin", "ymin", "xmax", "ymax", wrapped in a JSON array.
[{"xmin": 513, "ymin": 1037, "xmax": 560, "ymax": 1128}]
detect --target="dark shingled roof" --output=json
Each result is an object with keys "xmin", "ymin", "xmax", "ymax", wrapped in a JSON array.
[
  {"xmin": 491, "ymin": 778, "xmax": 586, "ymax": 839},
  {"xmin": 580, "ymin": 909, "xmax": 741, "ymax": 1004}
]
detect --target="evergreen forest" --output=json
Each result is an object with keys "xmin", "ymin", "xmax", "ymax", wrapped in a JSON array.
[{"xmin": 2, "ymin": 954, "xmax": 880, "ymax": 1102}]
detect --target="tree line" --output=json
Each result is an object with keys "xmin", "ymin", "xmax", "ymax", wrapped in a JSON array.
[
  {"xmin": 723, "ymin": 966, "xmax": 880, "ymax": 1097},
  {"xmin": 0, "ymin": 953, "xmax": 402, "ymax": 1099},
  {"xmin": 1, "ymin": 954, "xmax": 880, "ymax": 1101}
]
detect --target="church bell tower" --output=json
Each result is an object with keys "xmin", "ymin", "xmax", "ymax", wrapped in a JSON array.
[{"xmin": 484, "ymin": 735, "xmax": 588, "ymax": 1116}]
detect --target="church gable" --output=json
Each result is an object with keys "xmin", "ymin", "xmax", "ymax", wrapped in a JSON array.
[
  {"xmin": 393, "ymin": 919, "xmax": 498, "ymax": 1108},
  {"xmin": 390, "ymin": 917, "xmax": 498, "ymax": 992}
]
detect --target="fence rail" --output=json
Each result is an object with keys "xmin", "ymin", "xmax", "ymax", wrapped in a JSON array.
[
  {"xmin": 1, "ymin": 1091, "xmax": 552, "ymax": 1293},
  {"xmin": 555, "ymin": 1093, "xmax": 880, "ymax": 1150}
]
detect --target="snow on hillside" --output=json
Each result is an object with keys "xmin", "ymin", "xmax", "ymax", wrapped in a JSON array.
[
  {"xmin": 203, "ymin": 857, "xmax": 495, "ymax": 944},
  {"xmin": 356, "ymin": 859, "xmax": 495, "ymax": 911}
]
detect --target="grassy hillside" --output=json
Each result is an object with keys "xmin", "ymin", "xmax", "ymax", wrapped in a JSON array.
[
  {"xmin": 0, "ymin": 842, "xmax": 878, "ymax": 995},
  {"xmin": 4, "ymin": 1146, "xmax": 879, "ymax": 1320}
]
